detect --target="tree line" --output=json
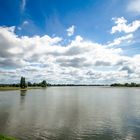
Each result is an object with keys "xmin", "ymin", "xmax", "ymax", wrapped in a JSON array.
[
  {"xmin": 111, "ymin": 82, "xmax": 140, "ymax": 87},
  {"xmin": 1, "ymin": 78, "xmax": 140, "ymax": 87},
  {"xmin": 0, "ymin": 77, "xmax": 50, "ymax": 88}
]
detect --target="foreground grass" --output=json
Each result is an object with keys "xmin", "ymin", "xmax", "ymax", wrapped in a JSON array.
[
  {"xmin": 0, "ymin": 86, "xmax": 46, "ymax": 91},
  {"xmin": 0, "ymin": 87, "xmax": 20, "ymax": 91},
  {"xmin": 0, "ymin": 135, "xmax": 18, "ymax": 140}
]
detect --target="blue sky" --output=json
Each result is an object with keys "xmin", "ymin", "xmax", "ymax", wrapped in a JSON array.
[
  {"xmin": 0, "ymin": 0, "xmax": 140, "ymax": 84},
  {"xmin": 0, "ymin": 0, "xmax": 138, "ymax": 40}
]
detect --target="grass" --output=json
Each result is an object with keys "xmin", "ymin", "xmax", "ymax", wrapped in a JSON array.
[
  {"xmin": 0, "ymin": 87, "xmax": 20, "ymax": 91},
  {"xmin": 0, "ymin": 135, "xmax": 18, "ymax": 140},
  {"xmin": 0, "ymin": 86, "xmax": 46, "ymax": 91}
]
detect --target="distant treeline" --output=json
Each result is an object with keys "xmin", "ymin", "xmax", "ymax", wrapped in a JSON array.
[
  {"xmin": 0, "ymin": 83, "xmax": 108, "ymax": 87},
  {"xmin": 1, "ymin": 82, "xmax": 140, "ymax": 87},
  {"xmin": 0, "ymin": 77, "xmax": 50, "ymax": 88},
  {"xmin": 111, "ymin": 83, "xmax": 140, "ymax": 87},
  {"xmin": 1, "ymin": 77, "xmax": 140, "ymax": 88},
  {"xmin": 0, "ymin": 82, "xmax": 51, "ymax": 87},
  {"xmin": 50, "ymin": 84, "xmax": 108, "ymax": 86},
  {"xmin": 27, "ymin": 81, "xmax": 51, "ymax": 87}
]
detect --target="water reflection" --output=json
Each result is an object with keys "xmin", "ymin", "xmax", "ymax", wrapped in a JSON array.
[
  {"xmin": 0, "ymin": 91, "xmax": 19, "ymax": 135},
  {"xmin": 20, "ymin": 90, "xmax": 27, "ymax": 97},
  {"xmin": 19, "ymin": 90, "xmax": 27, "ymax": 110},
  {"xmin": 0, "ymin": 87, "xmax": 140, "ymax": 140}
]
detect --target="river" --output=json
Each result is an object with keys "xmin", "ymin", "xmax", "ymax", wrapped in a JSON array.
[{"xmin": 0, "ymin": 86, "xmax": 140, "ymax": 140}]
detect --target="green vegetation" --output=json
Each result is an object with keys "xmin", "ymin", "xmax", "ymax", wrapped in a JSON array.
[
  {"xmin": 0, "ymin": 77, "xmax": 50, "ymax": 91},
  {"xmin": 0, "ymin": 135, "xmax": 18, "ymax": 140},
  {"xmin": 20, "ymin": 77, "xmax": 27, "ymax": 88},
  {"xmin": 0, "ymin": 87, "xmax": 20, "ymax": 91},
  {"xmin": 27, "ymin": 80, "xmax": 50, "ymax": 87},
  {"xmin": 1, "ymin": 77, "xmax": 140, "ymax": 90},
  {"xmin": 41, "ymin": 80, "xmax": 47, "ymax": 87},
  {"xmin": 111, "ymin": 82, "xmax": 140, "ymax": 87}
]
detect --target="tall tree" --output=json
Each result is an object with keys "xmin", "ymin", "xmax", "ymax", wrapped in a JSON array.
[{"xmin": 20, "ymin": 77, "xmax": 27, "ymax": 88}]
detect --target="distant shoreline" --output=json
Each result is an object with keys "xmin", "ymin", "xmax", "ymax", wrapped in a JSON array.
[
  {"xmin": 0, "ymin": 84, "xmax": 140, "ymax": 91},
  {"xmin": 0, "ymin": 85, "xmax": 108, "ymax": 91},
  {"xmin": 0, "ymin": 86, "xmax": 45, "ymax": 91}
]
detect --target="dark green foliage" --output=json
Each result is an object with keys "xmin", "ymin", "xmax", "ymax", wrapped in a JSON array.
[
  {"xmin": 111, "ymin": 82, "xmax": 140, "ymax": 87},
  {"xmin": 27, "ymin": 82, "xmax": 32, "ymax": 86},
  {"xmin": 27, "ymin": 82, "xmax": 43, "ymax": 87},
  {"xmin": 41, "ymin": 80, "xmax": 47, "ymax": 87},
  {"xmin": 0, "ymin": 84, "xmax": 20, "ymax": 87},
  {"xmin": 27, "ymin": 80, "xmax": 49, "ymax": 87},
  {"xmin": 0, "ymin": 77, "xmax": 50, "ymax": 88},
  {"xmin": 0, "ymin": 135, "xmax": 18, "ymax": 140},
  {"xmin": 20, "ymin": 77, "xmax": 27, "ymax": 88}
]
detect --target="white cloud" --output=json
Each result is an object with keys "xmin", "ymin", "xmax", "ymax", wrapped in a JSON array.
[
  {"xmin": 0, "ymin": 26, "xmax": 140, "ymax": 84},
  {"xmin": 23, "ymin": 21, "xmax": 29, "ymax": 25},
  {"xmin": 66, "ymin": 25, "xmax": 75, "ymax": 36},
  {"xmin": 127, "ymin": 0, "xmax": 140, "ymax": 14},
  {"xmin": 17, "ymin": 21, "xmax": 29, "ymax": 31},
  {"xmin": 111, "ymin": 17, "xmax": 140, "ymax": 34},
  {"xmin": 21, "ymin": 0, "xmax": 26, "ymax": 11},
  {"xmin": 107, "ymin": 34, "xmax": 133, "ymax": 47}
]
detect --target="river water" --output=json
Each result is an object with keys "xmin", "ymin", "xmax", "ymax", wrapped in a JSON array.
[{"xmin": 0, "ymin": 86, "xmax": 140, "ymax": 140}]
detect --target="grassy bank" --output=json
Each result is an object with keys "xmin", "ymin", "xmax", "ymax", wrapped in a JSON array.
[
  {"xmin": 0, "ymin": 86, "xmax": 46, "ymax": 91},
  {"xmin": 0, "ymin": 87, "xmax": 20, "ymax": 91},
  {"xmin": 0, "ymin": 135, "xmax": 18, "ymax": 140}
]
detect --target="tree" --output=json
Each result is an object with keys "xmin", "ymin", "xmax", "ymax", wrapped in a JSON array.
[
  {"xmin": 130, "ymin": 82, "xmax": 136, "ymax": 87},
  {"xmin": 41, "ymin": 80, "xmax": 47, "ymax": 87},
  {"xmin": 20, "ymin": 77, "xmax": 27, "ymax": 88},
  {"xmin": 124, "ymin": 83, "xmax": 129, "ymax": 87},
  {"xmin": 27, "ymin": 82, "xmax": 32, "ymax": 86}
]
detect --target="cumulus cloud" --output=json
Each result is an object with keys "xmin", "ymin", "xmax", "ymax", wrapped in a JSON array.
[
  {"xmin": 0, "ymin": 25, "xmax": 140, "ymax": 84},
  {"xmin": 66, "ymin": 25, "xmax": 75, "ymax": 36},
  {"xmin": 111, "ymin": 17, "xmax": 140, "ymax": 34},
  {"xmin": 127, "ymin": 0, "xmax": 140, "ymax": 14}
]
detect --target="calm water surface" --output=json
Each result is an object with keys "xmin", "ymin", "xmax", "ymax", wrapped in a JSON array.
[{"xmin": 0, "ymin": 87, "xmax": 140, "ymax": 140}]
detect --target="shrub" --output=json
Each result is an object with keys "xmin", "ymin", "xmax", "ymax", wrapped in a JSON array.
[{"xmin": 0, "ymin": 135, "xmax": 18, "ymax": 140}]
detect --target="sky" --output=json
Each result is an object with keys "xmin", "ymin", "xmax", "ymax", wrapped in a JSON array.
[{"xmin": 0, "ymin": 0, "xmax": 140, "ymax": 84}]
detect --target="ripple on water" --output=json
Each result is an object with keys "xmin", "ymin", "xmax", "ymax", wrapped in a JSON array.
[{"xmin": 1, "ymin": 87, "xmax": 140, "ymax": 140}]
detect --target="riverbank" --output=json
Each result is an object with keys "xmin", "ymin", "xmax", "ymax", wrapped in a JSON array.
[
  {"xmin": 1, "ymin": 85, "xmax": 140, "ymax": 91},
  {"xmin": 0, "ymin": 86, "xmax": 46, "ymax": 91},
  {"xmin": 0, "ymin": 135, "xmax": 18, "ymax": 140}
]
